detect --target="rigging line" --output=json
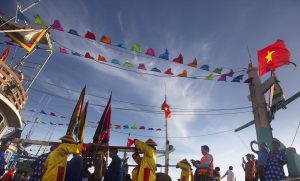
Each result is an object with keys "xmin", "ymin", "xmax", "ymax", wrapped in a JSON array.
[
  {"xmin": 290, "ymin": 120, "xmax": 300, "ymax": 147},
  {"xmin": 29, "ymin": 78, "xmax": 252, "ymax": 111},
  {"xmin": 53, "ymin": 39, "xmax": 246, "ymax": 80},
  {"xmin": 51, "ymin": 30, "xmax": 247, "ymax": 72},
  {"xmin": 111, "ymin": 128, "xmax": 234, "ymax": 139},
  {"xmin": 28, "ymin": 87, "xmax": 252, "ymax": 115},
  {"xmin": 235, "ymin": 132, "xmax": 249, "ymax": 151}
]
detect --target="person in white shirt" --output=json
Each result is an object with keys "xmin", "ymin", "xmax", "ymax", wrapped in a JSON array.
[{"xmin": 221, "ymin": 166, "xmax": 236, "ymax": 181}]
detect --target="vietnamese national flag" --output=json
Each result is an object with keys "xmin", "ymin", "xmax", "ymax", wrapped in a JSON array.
[
  {"xmin": 161, "ymin": 100, "xmax": 171, "ymax": 120},
  {"xmin": 0, "ymin": 46, "xmax": 11, "ymax": 62},
  {"xmin": 258, "ymin": 40, "xmax": 291, "ymax": 76}
]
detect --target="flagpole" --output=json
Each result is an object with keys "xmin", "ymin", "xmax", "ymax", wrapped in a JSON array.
[{"xmin": 164, "ymin": 82, "xmax": 169, "ymax": 175}]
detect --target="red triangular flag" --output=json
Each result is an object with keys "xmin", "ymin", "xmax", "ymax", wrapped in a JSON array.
[
  {"xmin": 164, "ymin": 68, "xmax": 174, "ymax": 75},
  {"xmin": 173, "ymin": 54, "xmax": 183, "ymax": 64},
  {"xmin": 127, "ymin": 138, "xmax": 135, "ymax": 147},
  {"xmin": 161, "ymin": 100, "xmax": 171, "ymax": 120}
]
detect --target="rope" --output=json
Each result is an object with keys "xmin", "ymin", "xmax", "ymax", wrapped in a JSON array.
[{"xmin": 291, "ymin": 120, "xmax": 300, "ymax": 147}]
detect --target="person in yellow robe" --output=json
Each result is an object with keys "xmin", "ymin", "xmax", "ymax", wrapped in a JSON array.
[
  {"xmin": 131, "ymin": 150, "xmax": 142, "ymax": 181},
  {"xmin": 134, "ymin": 138, "xmax": 157, "ymax": 181},
  {"xmin": 176, "ymin": 159, "xmax": 193, "ymax": 181},
  {"xmin": 42, "ymin": 135, "xmax": 86, "ymax": 181}
]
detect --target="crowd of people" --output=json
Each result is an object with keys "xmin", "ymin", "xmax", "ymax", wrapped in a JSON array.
[{"xmin": 0, "ymin": 136, "xmax": 289, "ymax": 181}]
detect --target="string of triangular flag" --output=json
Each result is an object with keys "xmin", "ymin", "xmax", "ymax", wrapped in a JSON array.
[{"xmin": 25, "ymin": 119, "xmax": 163, "ymax": 131}]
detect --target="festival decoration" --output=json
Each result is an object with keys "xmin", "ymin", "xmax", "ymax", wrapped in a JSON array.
[
  {"xmin": 76, "ymin": 101, "xmax": 89, "ymax": 142},
  {"xmin": 217, "ymin": 74, "xmax": 227, "ymax": 81},
  {"xmin": 34, "ymin": 14, "xmax": 44, "ymax": 26},
  {"xmin": 205, "ymin": 73, "xmax": 214, "ymax": 80},
  {"xmin": 59, "ymin": 47, "xmax": 68, "ymax": 54},
  {"xmin": 146, "ymin": 48, "xmax": 155, "ymax": 56},
  {"xmin": 258, "ymin": 40, "xmax": 291, "ymax": 76},
  {"xmin": 52, "ymin": 19, "xmax": 64, "ymax": 31},
  {"xmin": 173, "ymin": 54, "xmax": 183, "ymax": 64},
  {"xmin": 159, "ymin": 49, "xmax": 169, "ymax": 60},
  {"xmin": 231, "ymin": 75, "xmax": 244, "ymax": 82},
  {"xmin": 164, "ymin": 68, "xmax": 174, "ymax": 75},
  {"xmin": 98, "ymin": 55, "xmax": 107, "ymax": 62},
  {"xmin": 213, "ymin": 67, "xmax": 223, "ymax": 74},
  {"xmin": 111, "ymin": 59, "xmax": 120, "ymax": 65},
  {"xmin": 15, "ymin": 4, "xmax": 30, "ymax": 24},
  {"xmin": 85, "ymin": 31, "xmax": 96, "ymax": 40},
  {"xmin": 84, "ymin": 52, "xmax": 94, "ymax": 59},
  {"xmin": 100, "ymin": 35, "xmax": 112, "ymax": 45},
  {"xmin": 161, "ymin": 99, "xmax": 171, "ymax": 120},
  {"xmin": 68, "ymin": 29, "xmax": 80, "ymax": 36},
  {"xmin": 138, "ymin": 63, "xmax": 147, "ymax": 70},
  {"xmin": 200, "ymin": 65, "xmax": 209, "ymax": 71},
  {"xmin": 225, "ymin": 69, "xmax": 234, "ymax": 77},
  {"xmin": 177, "ymin": 70, "xmax": 187, "ymax": 77},
  {"xmin": 131, "ymin": 43, "xmax": 142, "ymax": 53},
  {"xmin": 151, "ymin": 67, "xmax": 161, "ymax": 73},
  {"xmin": 187, "ymin": 58, "xmax": 197, "ymax": 67},
  {"xmin": 123, "ymin": 60, "xmax": 134, "ymax": 68}
]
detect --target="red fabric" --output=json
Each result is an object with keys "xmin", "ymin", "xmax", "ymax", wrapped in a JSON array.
[
  {"xmin": 173, "ymin": 54, "xmax": 183, "ymax": 64},
  {"xmin": 164, "ymin": 68, "xmax": 173, "ymax": 75},
  {"xmin": 0, "ymin": 46, "xmax": 11, "ymax": 62},
  {"xmin": 187, "ymin": 58, "xmax": 197, "ymax": 67},
  {"xmin": 85, "ymin": 31, "xmax": 96, "ymax": 40},
  {"xmin": 144, "ymin": 168, "xmax": 150, "ymax": 181},
  {"xmin": 82, "ymin": 143, "xmax": 87, "ymax": 154},
  {"xmin": 182, "ymin": 176, "xmax": 186, "ymax": 181},
  {"xmin": 85, "ymin": 52, "xmax": 94, "ymax": 59},
  {"xmin": 50, "ymin": 112, "xmax": 57, "ymax": 117},
  {"xmin": 178, "ymin": 70, "xmax": 187, "ymax": 77},
  {"xmin": 217, "ymin": 74, "xmax": 226, "ymax": 81},
  {"xmin": 57, "ymin": 166, "xmax": 65, "ymax": 181},
  {"xmin": 258, "ymin": 40, "xmax": 290, "ymax": 76},
  {"xmin": 127, "ymin": 138, "xmax": 135, "ymax": 147},
  {"xmin": 138, "ymin": 63, "xmax": 147, "ymax": 70},
  {"xmin": 161, "ymin": 100, "xmax": 171, "ymax": 119},
  {"xmin": 59, "ymin": 47, "xmax": 68, "ymax": 54}
]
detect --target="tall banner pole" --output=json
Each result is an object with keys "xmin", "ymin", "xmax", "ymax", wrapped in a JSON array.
[{"xmin": 164, "ymin": 117, "xmax": 169, "ymax": 175}]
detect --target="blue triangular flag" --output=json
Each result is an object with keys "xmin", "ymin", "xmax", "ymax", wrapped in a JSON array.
[
  {"xmin": 200, "ymin": 65, "xmax": 209, "ymax": 71},
  {"xmin": 71, "ymin": 51, "xmax": 82, "ymax": 56},
  {"xmin": 111, "ymin": 59, "xmax": 120, "ymax": 65},
  {"xmin": 68, "ymin": 29, "xmax": 80, "ymax": 36},
  {"xmin": 151, "ymin": 67, "xmax": 161, "ymax": 73},
  {"xmin": 40, "ymin": 109, "xmax": 47, "ymax": 114},
  {"xmin": 159, "ymin": 49, "xmax": 169, "ymax": 60},
  {"xmin": 15, "ymin": 5, "xmax": 30, "ymax": 24}
]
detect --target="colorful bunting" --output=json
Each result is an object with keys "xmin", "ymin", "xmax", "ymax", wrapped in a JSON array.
[
  {"xmin": 52, "ymin": 19, "xmax": 64, "ymax": 31},
  {"xmin": 40, "ymin": 109, "xmax": 47, "ymax": 114},
  {"xmin": 111, "ymin": 59, "xmax": 120, "ymax": 65},
  {"xmin": 213, "ymin": 67, "xmax": 223, "ymax": 74},
  {"xmin": 173, "ymin": 54, "xmax": 183, "ymax": 64},
  {"xmin": 131, "ymin": 44, "xmax": 142, "ymax": 53},
  {"xmin": 50, "ymin": 122, "xmax": 56, "ymax": 125},
  {"xmin": 148, "ymin": 128, "xmax": 154, "ymax": 130},
  {"xmin": 115, "ymin": 125, "xmax": 122, "ymax": 129},
  {"xmin": 71, "ymin": 51, "xmax": 81, "ymax": 57},
  {"xmin": 15, "ymin": 4, "xmax": 30, "ymax": 24},
  {"xmin": 151, "ymin": 67, "xmax": 161, "ymax": 73},
  {"xmin": 200, "ymin": 65, "xmax": 209, "ymax": 71},
  {"xmin": 84, "ymin": 52, "xmax": 94, "ymax": 59},
  {"xmin": 98, "ymin": 55, "xmax": 107, "ymax": 62},
  {"xmin": 187, "ymin": 58, "xmax": 197, "ymax": 67},
  {"xmin": 156, "ymin": 128, "xmax": 162, "ymax": 131},
  {"xmin": 34, "ymin": 14, "xmax": 44, "ymax": 26},
  {"xmin": 138, "ymin": 63, "xmax": 147, "ymax": 70},
  {"xmin": 131, "ymin": 124, "xmax": 137, "ymax": 129},
  {"xmin": 85, "ymin": 31, "xmax": 96, "ymax": 40},
  {"xmin": 49, "ymin": 112, "xmax": 57, "ymax": 117},
  {"xmin": 123, "ymin": 60, "xmax": 134, "ymax": 68},
  {"xmin": 244, "ymin": 77, "xmax": 253, "ymax": 84},
  {"xmin": 165, "ymin": 68, "xmax": 174, "ymax": 75},
  {"xmin": 139, "ymin": 126, "xmax": 145, "ymax": 130},
  {"xmin": 100, "ymin": 35, "xmax": 112, "ymax": 45},
  {"xmin": 270, "ymin": 79, "xmax": 285, "ymax": 107},
  {"xmin": 225, "ymin": 69, "xmax": 234, "ymax": 77},
  {"xmin": 217, "ymin": 74, "xmax": 227, "ymax": 81},
  {"xmin": 0, "ymin": 46, "xmax": 11, "ymax": 62},
  {"xmin": 146, "ymin": 48, "xmax": 155, "ymax": 56},
  {"xmin": 59, "ymin": 47, "xmax": 68, "ymax": 54},
  {"xmin": 205, "ymin": 73, "xmax": 214, "ymax": 80},
  {"xmin": 231, "ymin": 75, "xmax": 244, "ymax": 82},
  {"xmin": 68, "ymin": 29, "xmax": 80, "ymax": 36},
  {"xmin": 159, "ymin": 49, "xmax": 169, "ymax": 60},
  {"xmin": 177, "ymin": 70, "xmax": 187, "ymax": 77},
  {"xmin": 116, "ymin": 43, "xmax": 126, "ymax": 48},
  {"xmin": 127, "ymin": 138, "xmax": 135, "ymax": 147},
  {"xmin": 123, "ymin": 125, "xmax": 129, "ymax": 129}
]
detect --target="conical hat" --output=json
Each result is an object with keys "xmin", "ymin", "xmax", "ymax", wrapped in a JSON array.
[
  {"xmin": 59, "ymin": 135, "xmax": 75, "ymax": 143},
  {"xmin": 145, "ymin": 138, "xmax": 157, "ymax": 146},
  {"xmin": 180, "ymin": 159, "xmax": 191, "ymax": 167}
]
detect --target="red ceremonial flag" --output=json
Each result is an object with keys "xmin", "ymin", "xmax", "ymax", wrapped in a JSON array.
[
  {"xmin": 127, "ymin": 138, "xmax": 135, "ymax": 147},
  {"xmin": 93, "ymin": 93, "xmax": 112, "ymax": 144},
  {"xmin": 0, "ymin": 46, "xmax": 11, "ymax": 62},
  {"xmin": 258, "ymin": 40, "xmax": 291, "ymax": 76},
  {"xmin": 161, "ymin": 99, "xmax": 171, "ymax": 120}
]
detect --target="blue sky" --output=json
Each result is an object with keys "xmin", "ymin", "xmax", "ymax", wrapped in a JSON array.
[{"xmin": 1, "ymin": 0, "xmax": 300, "ymax": 180}]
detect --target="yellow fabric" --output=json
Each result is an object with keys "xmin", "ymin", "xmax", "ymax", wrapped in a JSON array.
[
  {"xmin": 177, "ymin": 162, "xmax": 192, "ymax": 181},
  {"xmin": 132, "ymin": 167, "xmax": 139, "ymax": 181},
  {"xmin": 134, "ymin": 140, "xmax": 156, "ymax": 181},
  {"xmin": 42, "ymin": 143, "xmax": 83, "ymax": 181}
]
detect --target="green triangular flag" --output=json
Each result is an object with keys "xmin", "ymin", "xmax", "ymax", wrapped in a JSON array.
[
  {"xmin": 123, "ymin": 60, "xmax": 134, "ymax": 68},
  {"xmin": 212, "ymin": 67, "xmax": 223, "ymax": 74},
  {"xmin": 34, "ymin": 14, "xmax": 44, "ymax": 26},
  {"xmin": 205, "ymin": 73, "xmax": 214, "ymax": 80},
  {"xmin": 131, "ymin": 44, "xmax": 142, "ymax": 53},
  {"xmin": 131, "ymin": 124, "xmax": 137, "ymax": 129}
]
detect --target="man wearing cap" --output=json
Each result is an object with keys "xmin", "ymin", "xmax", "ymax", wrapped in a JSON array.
[
  {"xmin": 242, "ymin": 154, "xmax": 254, "ymax": 181},
  {"xmin": 42, "ymin": 135, "xmax": 86, "ymax": 181},
  {"xmin": 103, "ymin": 148, "xmax": 122, "ymax": 181},
  {"xmin": 134, "ymin": 138, "xmax": 157, "ymax": 181},
  {"xmin": 176, "ymin": 159, "xmax": 193, "ymax": 181},
  {"xmin": 191, "ymin": 145, "xmax": 214, "ymax": 181},
  {"xmin": 265, "ymin": 138, "xmax": 287, "ymax": 181},
  {"xmin": 250, "ymin": 141, "xmax": 269, "ymax": 181}
]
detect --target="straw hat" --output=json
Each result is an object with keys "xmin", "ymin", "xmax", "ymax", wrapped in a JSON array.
[
  {"xmin": 59, "ymin": 135, "xmax": 75, "ymax": 143},
  {"xmin": 145, "ymin": 138, "xmax": 157, "ymax": 146}
]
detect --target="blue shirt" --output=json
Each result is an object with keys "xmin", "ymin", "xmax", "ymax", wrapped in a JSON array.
[{"xmin": 257, "ymin": 149, "xmax": 269, "ymax": 166}]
